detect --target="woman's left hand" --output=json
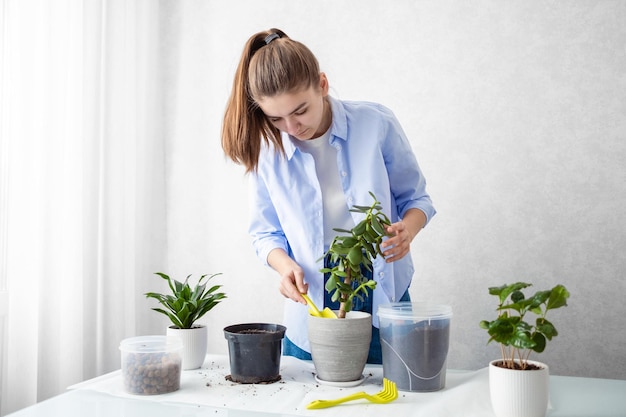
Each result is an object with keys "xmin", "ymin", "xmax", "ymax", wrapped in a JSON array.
[
  {"xmin": 381, "ymin": 221, "xmax": 413, "ymax": 262},
  {"xmin": 380, "ymin": 209, "xmax": 427, "ymax": 262}
]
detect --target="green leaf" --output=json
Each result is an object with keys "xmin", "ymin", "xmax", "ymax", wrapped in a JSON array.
[
  {"xmin": 529, "ymin": 290, "xmax": 551, "ymax": 309},
  {"xmin": 536, "ymin": 318, "xmax": 558, "ymax": 340},
  {"xmin": 371, "ymin": 216, "xmax": 385, "ymax": 236},
  {"xmin": 363, "ymin": 280, "xmax": 377, "ymax": 290},
  {"xmin": 347, "ymin": 246, "xmax": 363, "ymax": 265},
  {"xmin": 333, "ymin": 270, "xmax": 348, "ymax": 278},
  {"xmin": 363, "ymin": 242, "xmax": 376, "ymax": 259},
  {"xmin": 341, "ymin": 237, "xmax": 358, "ymax": 247},
  {"xmin": 510, "ymin": 290, "xmax": 525, "ymax": 303},
  {"xmin": 318, "ymin": 192, "xmax": 391, "ymax": 317},
  {"xmin": 511, "ymin": 330, "xmax": 536, "ymax": 350},
  {"xmin": 546, "ymin": 284, "xmax": 570, "ymax": 310},
  {"xmin": 352, "ymin": 221, "xmax": 367, "ymax": 237},
  {"xmin": 489, "ymin": 282, "xmax": 531, "ymax": 305},
  {"xmin": 362, "ymin": 226, "xmax": 376, "ymax": 243},
  {"xmin": 329, "ymin": 242, "xmax": 350, "ymax": 255},
  {"xmin": 531, "ymin": 332, "xmax": 547, "ymax": 353},
  {"xmin": 325, "ymin": 275, "xmax": 337, "ymax": 292},
  {"xmin": 480, "ymin": 281, "xmax": 570, "ymax": 366},
  {"xmin": 146, "ymin": 272, "xmax": 226, "ymax": 328}
]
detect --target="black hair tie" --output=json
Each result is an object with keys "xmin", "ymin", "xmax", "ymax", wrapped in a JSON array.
[{"xmin": 264, "ymin": 33, "xmax": 280, "ymax": 45}]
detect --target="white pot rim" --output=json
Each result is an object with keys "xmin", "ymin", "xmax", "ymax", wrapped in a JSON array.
[
  {"xmin": 308, "ymin": 311, "xmax": 372, "ymax": 321},
  {"xmin": 167, "ymin": 324, "xmax": 207, "ymax": 330},
  {"xmin": 343, "ymin": 311, "xmax": 371, "ymax": 319}
]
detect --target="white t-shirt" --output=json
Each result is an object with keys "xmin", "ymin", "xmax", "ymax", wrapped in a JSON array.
[{"xmin": 295, "ymin": 128, "xmax": 354, "ymax": 248}]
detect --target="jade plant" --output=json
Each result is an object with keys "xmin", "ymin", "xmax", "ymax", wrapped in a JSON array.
[
  {"xmin": 479, "ymin": 282, "xmax": 570, "ymax": 370},
  {"xmin": 321, "ymin": 192, "xmax": 391, "ymax": 318},
  {"xmin": 145, "ymin": 272, "xmax": 227, "ymax": 329}
]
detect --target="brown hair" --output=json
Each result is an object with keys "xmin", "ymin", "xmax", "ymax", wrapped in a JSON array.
[{"xmin": 221, "ymin": 29, "xmax": 321, "ymax": 173}]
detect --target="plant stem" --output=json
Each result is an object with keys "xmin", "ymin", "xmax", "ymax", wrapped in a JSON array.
[
  {"xmin": 338, "ymin": 269, "xmax": 351, "ymax": 319},
  {"xmin": 521, "ymin": 349, "xmax": 531, "ymax": 369}
]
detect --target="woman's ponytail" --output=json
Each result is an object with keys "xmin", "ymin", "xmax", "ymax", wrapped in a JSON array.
[{"xmin": 221, "ymin": 29, "xmax": 320, "ymax": 173}]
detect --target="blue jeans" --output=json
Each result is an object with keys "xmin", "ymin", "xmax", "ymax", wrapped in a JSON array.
[{"xmin": 283, "ymin": 256, "xmax": 411, "ymax": 364}]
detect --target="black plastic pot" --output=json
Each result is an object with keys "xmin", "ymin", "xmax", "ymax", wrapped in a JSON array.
[{"xmin": 223, "ymin": 323, "xmax": 286, "ymax": 384}]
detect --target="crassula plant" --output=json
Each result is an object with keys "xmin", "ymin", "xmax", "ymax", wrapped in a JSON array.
[
  {"xmin": 479, "ymin": 282, "xmax": 570, "ymax": 370},
  {"xmin": 145, "ymin": 272, "xmax": 226, "ymax": 329},
  {"xmin": 321, "ymin": 192, "xmax": 391, "ymax": 318}
]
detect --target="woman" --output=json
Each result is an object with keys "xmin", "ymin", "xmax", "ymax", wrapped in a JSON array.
[{"xmin": 221, "ymin": 28, "xmax": 435, "ymax": 363}]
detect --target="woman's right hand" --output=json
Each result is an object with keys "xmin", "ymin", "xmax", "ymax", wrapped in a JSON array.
[
  {"xmin": 278, "ymin": 268, "xmax": 308, "ymax": 304},
  {"xmin": 267, "ymin": 249, "xmax": 308, "ymax": 304}
]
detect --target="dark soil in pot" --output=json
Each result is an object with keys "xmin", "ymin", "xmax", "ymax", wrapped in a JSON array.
[
  {"xmin": 492, "ymin": 360, "xmax": 544, "ymax": 371},
  {"xmin": 223, "ymin": 323, "xmax": 286, "ymax": 384},
  {"xmin": 380, "ymin": 318, "xmax": 450, "ymax": 392}
]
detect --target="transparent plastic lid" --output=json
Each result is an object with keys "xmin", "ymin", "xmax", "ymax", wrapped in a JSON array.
[
  {"xmin": 119, "ymin": 335, "xmax": 183, "ymax": 353},
  {"xmin": 377, "ymin": 302, "xmax": 452, "ymax": 320}
]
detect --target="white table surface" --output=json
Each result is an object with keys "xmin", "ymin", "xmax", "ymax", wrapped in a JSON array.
[{"xmin": 7, "ymin": 354, "xmax": 626, "ymax": 417}]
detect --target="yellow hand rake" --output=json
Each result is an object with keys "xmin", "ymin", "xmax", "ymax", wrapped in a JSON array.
[{"xmin": 306, "ymin": 378, "xmax": 398, "ymax": 409}]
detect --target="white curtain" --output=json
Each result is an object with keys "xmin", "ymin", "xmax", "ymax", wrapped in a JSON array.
[{"xmin": 0, "ymin": 1, "xmax": 165, "ymax": 414}]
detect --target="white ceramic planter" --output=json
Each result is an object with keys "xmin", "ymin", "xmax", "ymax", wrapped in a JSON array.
[
  {"xmin": 166, "ymin": 325, "xmax": 207, "ymax": 370},
  {"xmin": 489, "ymin": 359, "xmax": 549, "ymax": 417},
  {"xmin": 308, "ymin": 311, "xmax": 371, "ymax": 383}
]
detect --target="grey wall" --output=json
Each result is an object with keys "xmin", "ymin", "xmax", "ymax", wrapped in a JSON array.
[{"xmin": 159, "ymin": 1, "xmax": 626, "ymax": 379}]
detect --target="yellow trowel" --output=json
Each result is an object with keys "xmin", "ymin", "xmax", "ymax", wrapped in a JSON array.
[{"xmin": 301, "ymin": 294, "xmax": 337, "ymax": 319}]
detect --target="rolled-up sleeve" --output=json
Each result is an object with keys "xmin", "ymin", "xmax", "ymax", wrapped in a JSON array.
[
  {"xmin": 380, "ymin": 105, "xmax": 436, "ymax": 225},
  {"xmin": 248, "ymin": 172, "xmax": 290, "ymax": 266}
]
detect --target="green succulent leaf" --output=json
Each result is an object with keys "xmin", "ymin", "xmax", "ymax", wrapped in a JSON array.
[
  {"xmin": 347, "ymin": 246, "xmax": 363, "ymax": 265},
  {"xmin": 325, "ymin": 275, "xmax": 337, "ymax": 292},
  {"xmin": 371, "ymin": 216, "xmax": 385, "ymax": 236},
  {"xmin": 341, "ymin": 237, "xmax": 358, "ymax": 247},
  {"xmin": 320, "ymin": 192, "xmax": 389, "ymax": 317},
  {"xmin": 145, "ymin": 272, "xmax": 227, "ymax": 329}
]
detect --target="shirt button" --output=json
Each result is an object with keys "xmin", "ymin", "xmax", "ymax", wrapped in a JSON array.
[{"xmin": 341, "ymin": 171, "xmax": 347, "ymax": 177}]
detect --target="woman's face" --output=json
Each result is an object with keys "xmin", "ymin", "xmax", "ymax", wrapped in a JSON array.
[{"xmin": 257, "ymin": 73, "xmax": 330, "ymax": 141}]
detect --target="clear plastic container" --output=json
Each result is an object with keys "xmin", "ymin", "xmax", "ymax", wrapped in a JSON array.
[
  {"xmin": 378, "ymin": 302, "xmax": 452, "ymax": 392},
  {"xmin": 119, "ymin": 335, "xmax": 183, "ymax": 395}
]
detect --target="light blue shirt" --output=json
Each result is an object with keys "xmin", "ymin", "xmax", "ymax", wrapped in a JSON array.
[{"xmin": 248, "ymin": 96, "xmax": 436, "ymax": 352}]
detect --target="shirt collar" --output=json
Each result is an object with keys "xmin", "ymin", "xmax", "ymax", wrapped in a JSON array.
[{"xmin": 282, "ymin": 95, "xmax": 348, "ymax": 160}]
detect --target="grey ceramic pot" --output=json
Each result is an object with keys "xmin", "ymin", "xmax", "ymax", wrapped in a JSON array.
[{"xmin": 308, "ymin": 311, "xmax": 371, "ymax": 382}]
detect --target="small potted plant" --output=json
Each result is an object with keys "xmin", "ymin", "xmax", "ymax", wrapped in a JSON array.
[
  {"xmin": 308, "ymin": 192, "xmax": 390, "ymax": 383},
  {"xmin": 145, "ymin": 272, "xmax": 226, "ymax": 370},
  {"xmin": 479, "ymin": 282, "xmax": 570, "ymax": 417},
  {"xmin": 322, "ymin": 191, "xmax": 390, "ymax": 319}
]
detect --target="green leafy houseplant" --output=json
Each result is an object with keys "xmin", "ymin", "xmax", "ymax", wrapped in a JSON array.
[
  {"xmin": 145, "ymin": 272, "xmax": 227, "ymax": 329},
  {"xmin": 479, "ymin": 282, "xmax": 570, "ymax": 370},
  {"xmin": 321, "ymin": 192, "xmax": 391, "ymax": 319}
]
